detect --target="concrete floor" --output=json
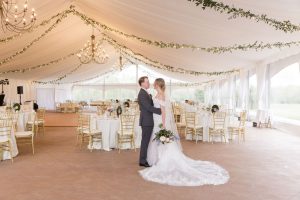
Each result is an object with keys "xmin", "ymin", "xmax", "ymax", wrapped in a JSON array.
[{"xmin": 0, "ymin": 126, "xmax": 300, "ymax": 200}]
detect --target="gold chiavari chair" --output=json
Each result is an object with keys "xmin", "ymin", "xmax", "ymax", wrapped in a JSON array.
[
  {"xmin": 172, "ymin": 103, "xmax": 181, "ymax": 124},
  {"xmin": 36, "ymin": 108, "xmax": 46, "ymax": 134},
  {"xmin": 26, "ymin": 108, "xmax": 46, "ymax": 135},
  {"xmin": 176, "ymin": 107, "xmax": 186, "ymax": 137},
  {"xmin": 97, "ymin": 106, "xmax": 104, "ymax": 115},
  {"xmin": 185, "ymin": 112, "xmax": 203, "ymax": 143},
  {"xmin": 15, "ymin": 115, "xmax": 36, "ymax": 155},
  {"xmin": 55, "ymin": 103, "xmax": 61, "ymax": 112},
  {"xmin": 228, "ymin": 111, "xmax": 247, "ymax": 143},
  {"xmin": 79, "ymin": 114, "xmax": 102, "ymax": 152},
  {"xmin": 76, "ymin": 112, "xmax": 84, "ymax": 146},
  {"xmin": 66, "ymin": 103, "xmax": 75, "ymax": 113},
  {"xmin": 209, "ymin": 112, "xmax": 227, "ymax": 143},
  {"xmin": 0, "ymin": 118, "xmax": 14, "ymax": 163},
  {"xmin": 258, "ymin": 117, "xmax": 272, "ymax": 128},
  {"xmin": 117, "ymin": 114, "xmax": 136, "ymax": 153}
]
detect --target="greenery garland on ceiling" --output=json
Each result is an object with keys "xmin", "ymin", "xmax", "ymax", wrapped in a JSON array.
[
  {"xmin": 187, "ymin": 0, "xmax": 300, "ymax": 33},
  {"xmin": 33, "ymin": 63, "xmax": 83, "ymax": 84},
  {"xmin": 71, "ymin": 7, "xmax": 300, "ymax": 52},
  {"xmin": 0, "ymin": 14, "xmax": 68, "ymax": 66},
  {"xmin": 103, "ymin": 34, "xmax": 239, "ymax": 76},
  {"xmin": 0, "ymin": 49, "xmax": 80, "ymax": 75},
  {"xmin": 2, "ymin": 6, "xmax": 300, "ymax": 54},
  {"xmin": 33, "ymin": 69, "xmax": 114, "ymax": 85}
]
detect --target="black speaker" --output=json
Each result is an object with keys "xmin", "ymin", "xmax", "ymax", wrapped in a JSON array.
[{"xmin": 17, "ymin": 86, "xmax": 23, "ymax": 94}]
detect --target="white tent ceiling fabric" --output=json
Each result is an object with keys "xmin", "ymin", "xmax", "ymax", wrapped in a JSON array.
[{"xmin": 1, "ymin": 0, "xmax": 300, "ymax": 84}]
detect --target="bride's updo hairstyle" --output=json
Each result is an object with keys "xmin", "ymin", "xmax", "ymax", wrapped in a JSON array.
[{"xmin": 154, "ymin": 78, "xmax": 166, "ymax": 91}]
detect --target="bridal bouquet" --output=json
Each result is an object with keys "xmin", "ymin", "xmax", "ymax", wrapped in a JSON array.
[{"xmin": 153, "ymin": 124, "xmax": 176, "ymax": 144}]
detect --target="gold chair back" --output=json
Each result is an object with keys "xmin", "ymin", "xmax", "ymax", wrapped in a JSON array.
[
  {"xmin": 119, "ymin": 114, "xmax": 135, "ymax": 136},
  {"xmin": 97, "ymin": 106, "xmax": 105, "ymax": 115},
  {"xmin": 37, "ymin": 108, "xmax": 45, "ymax": 120},
  {"xmin": 78, "ymin": 113, "xmax": 91, "ymax": 132},
  {"xmin": 212, "ymin": 112, "xmax": 226, "ymax": 129},
  {"xmin": 0, "ymin": 119, "xmax": 13, "ymax": 137},
  {"xmin": 185, "ymin": 112, "xmax": 196, "ymax": 127},
  {"xmin": 239, "ymin": 111, "xmax": 247, "ymax": 128}
]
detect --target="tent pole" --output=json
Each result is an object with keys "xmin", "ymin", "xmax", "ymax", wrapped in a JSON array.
[{"xmin": 136, "ymin": 64, "xmax": 139, "ymax": 96}]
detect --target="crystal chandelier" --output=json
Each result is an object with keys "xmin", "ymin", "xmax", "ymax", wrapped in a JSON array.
[
  {"xmin": 0, "ymin": 0, "xmax": 37, "ymax": 33},
  {"xmin": 77, "ymin": 31, "xmax": 109, "ymax": 64}
]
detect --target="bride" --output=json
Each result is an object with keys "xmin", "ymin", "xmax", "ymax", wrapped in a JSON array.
[{"xmin": 139, "ymin": 78, "xmax": 229, "ymax": 186}]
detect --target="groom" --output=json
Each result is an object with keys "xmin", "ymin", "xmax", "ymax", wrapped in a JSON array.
[{"xmin": 137, "ymin": 76, "xmax": 161, "ymax": 167}]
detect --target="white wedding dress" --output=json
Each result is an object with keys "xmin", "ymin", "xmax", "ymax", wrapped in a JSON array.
[{"xmin": 139, "ymin": 97, "xmax": 229, "ymax": 186}]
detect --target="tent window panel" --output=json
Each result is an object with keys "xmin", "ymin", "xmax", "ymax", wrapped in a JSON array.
[
  {"xmin": 171, "ymin": 88, "xmax": 204, "ymax": 102},
  {"xmin": 249, "ymin": 74, "xmax": 257, "ymax": 112},
  {"xmin": 105, "ymin": 88, "xmax": 136, "ymax": 100},
  {"xmin": 270, "ymin": 63, "xmax": 300, "ymax": 121},
  {"xmin": 72, "ymin": 86, "xmax": 103, "ymax": 102}
]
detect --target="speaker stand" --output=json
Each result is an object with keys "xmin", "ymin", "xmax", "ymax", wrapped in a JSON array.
[{"xmin": 19, "ymin": 94, "xmax": 22, "ymax": 105}]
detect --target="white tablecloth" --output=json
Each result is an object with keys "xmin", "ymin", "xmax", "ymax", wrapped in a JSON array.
[
  {"xmin": 17, "ymin": 111, "xmax": 35, "ymax": 132},
  {"xmin": 0, "ymin": 128, "xmax": 18, "ymax": 161},
  {"xmin": 88, "ymin": 114, "xmax": 142, "ymax": 151}
]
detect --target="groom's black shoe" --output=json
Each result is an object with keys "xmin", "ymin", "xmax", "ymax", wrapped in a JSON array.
[{"xmin": 139, "ymin": 162, "xmax": 151, "ymax": 167}]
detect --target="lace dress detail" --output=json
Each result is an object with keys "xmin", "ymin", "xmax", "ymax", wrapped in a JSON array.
[{"xmin": 139, "ymin": 97, "xmax": 230, "ymax": 186}]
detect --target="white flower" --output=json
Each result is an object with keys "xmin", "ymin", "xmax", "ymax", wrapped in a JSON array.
[
  {"xmin": 165, "ymin": 138, "xmax": 170, "ymax": 143},
  {"xmin": 160, "ymin": 136, "xmax": 166, "ymax": 142}
]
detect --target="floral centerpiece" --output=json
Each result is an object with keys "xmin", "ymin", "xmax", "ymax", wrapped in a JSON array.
[
  {"xmin": 13, "ymin": 103, "xmax": 20, "ymax": 112},
  {"xmin": 153, "ymin": 124, "xmax": 177, "ymax": 144}
]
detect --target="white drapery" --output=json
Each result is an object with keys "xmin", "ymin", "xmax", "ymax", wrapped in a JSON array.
[
  {"xmin": 256, "ymin": 64, "xmax": 270, "ymax": 110},
  {"xmin": 227, "ymin": 75, "xmax": 236, "ymax": 110},
  {"xmin": 239, "ymin": 69, "xmax": 250, "ymax": 110},
  {"xmin": 36, "ymin": 88, "xmax": 55, "ymax": 110}
]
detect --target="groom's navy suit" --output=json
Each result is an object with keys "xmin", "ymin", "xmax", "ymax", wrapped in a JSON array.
[{"xmin": 138, "ymin": 88, "xmax": 161, "ymax": 165}]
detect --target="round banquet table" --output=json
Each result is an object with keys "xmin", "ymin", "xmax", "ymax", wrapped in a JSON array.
[
  {"xmin": 0, "ymin": 128, "xmax": 18, "ymax": 161},
  {"xmin": 185, "ymin": 111, "xmax": 229, "ymax": 142},
  {"xmin": 88, "ymin": 114, "xmax": 142, "ymax": 151}
]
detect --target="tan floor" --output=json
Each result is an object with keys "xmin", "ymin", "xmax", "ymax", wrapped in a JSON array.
[
  {"xmin": 1, "ymin": 126, "xmax": 300, "ymax": 200},
  {"xmin": 44, "ymin": 112, "xmax": 79, "ymax": 127}
]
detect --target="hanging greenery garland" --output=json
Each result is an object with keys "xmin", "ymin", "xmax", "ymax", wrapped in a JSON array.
[
  {"xmin": 0, "ymin": 50, "xmax": 80, "ymax": 75},
  {"xmin": 0, "ymin": 14, "xmax": 69, "ymax": 66},
  {"xmin": 187, "ymin": 0, "xmax": 300, "ymax": 33},
  {"xmin": 69, "ymin": 8, "xmax": 300, "ymax": 52},
  {"xmin": 33, "ymin": 69, "xmax": 114, "ymax": 85},
  {"xmin": 2, "ymin": 6, "xmax": 300, "ymax": 54},
  {"xmin": 33, "ymin": 63, "xmax": 83, "ymax": 84},
  {"xmin": 103, "ymin": 34, "xmax": 239, "ymax": 76}
]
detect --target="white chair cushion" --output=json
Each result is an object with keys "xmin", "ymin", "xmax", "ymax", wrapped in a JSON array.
[
  {"xmin": 83, "ymin": 129, "xmax": 101, "ymax": 135},
  {"xmin": 118, "ymin": 130, "xmax": 134, "ymax": 135},
  {"xmin": 37, "ymin": 120, "xmax": 45, "ymax": 124},
  {"xmin": 15, "ymin": 131, "xmax": 33, "ymax": 137}
]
